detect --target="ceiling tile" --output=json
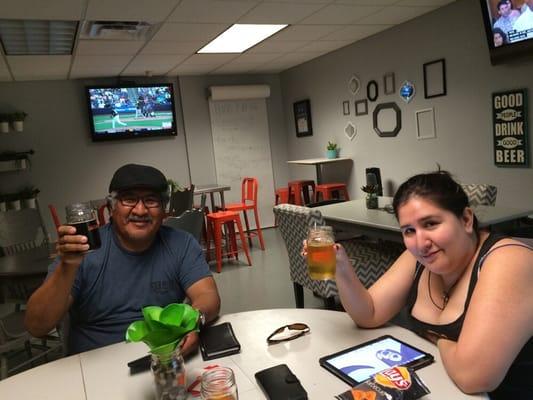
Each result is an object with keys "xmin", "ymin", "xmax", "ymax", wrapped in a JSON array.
[
  {"xmin": 70, "ymin": 55, "xmax": 132, "ymax": 78},
  {"xmin": 151, "ymin": 22, "xmax": 228, "ymax": 42},
  {"xmin": 263, "ymin": 0, "xmax": 331, "ymax": 3},
  {"xmin": 295, "ymin": 40, "xmax": 353, "ymax": 52},
  {"xmin": 167, "ymin": 0, "xmax": 257, "ymax": 23},
  {"xmin": 334, "ymin": 0, "xmax": 397, "ymax": 5},
  {"xmin": 167, "ymin": 64, "xmax": 217, "ymax": 76},
  {"xmin": 357, "ymin": 6, "xmax": 437, "ymax": 24},
  {"xmin": 181, "ymin": 53, "xmax": 239, "ymax": 65},
  {"xmin": 269, "ymin": 25, "xmax": 342, "ymax": 41},
  {"xmin": 8, "ymin": 55, "xmax": 71, "ymax": 81},
  {"xmin": 0, "ymin": 56, "xmax": 13, "ymax": 81},
  {"xmin": 245, "ymin": 40, "xmax": 308, "ymax": 53},
  {"xmin": 76, "ymin": 40, "xmax": 145, "ymax": 56},
  {"xmin": 139, "ymin": 41, "xmax": 204, "ymax": 55},
  {"xmin": 321, "ymin": 24, "xmax": 393, "ymax": 40},
  {"xmin": 396, "ymin": 0, "xmax": 454, "ymax": 5},
  {"xmin": 238, "ymin": 2, "xmax": 326, "ymax": 24},
  {"xmin": 85, "ymin": 0, "xmax": 180, "ymax": 22},
  {"xmin": 300, "ymin": 5, "xmax": 383, "ymax": 24},
  {"xmin": 122, "ymin": 54, "xmax": 189, "ymax": 75},
  {"xmin": 70, "ymin": 66, "xmax": 126, "ymax": 79},
  {"xmin": 229, "ymin": 52, "xmax": 282, "ymax": 63},
  {"xmin": 0, "ymin": 0, "xmax": 84, "ymax": 20},
  {"xmin": 211, "ymin": 63, "xmax": 258, "ymax": 74}
]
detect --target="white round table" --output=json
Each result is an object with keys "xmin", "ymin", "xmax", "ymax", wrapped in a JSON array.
[{"xmin": 0, "ymin": 308, "xmax": 488, "ymax": 399}]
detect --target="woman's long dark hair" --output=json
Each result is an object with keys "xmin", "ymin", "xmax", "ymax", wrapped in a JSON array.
[{"xmin": 392, "ymin": 170, "xmax": 479, "ymax": 231}]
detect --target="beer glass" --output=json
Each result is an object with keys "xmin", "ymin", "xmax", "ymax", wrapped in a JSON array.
[
  {"xmin": 65, "ymin": 202, "xmax": 101, "ymax": 250},
  {"xmin": 306, "ymin": 225, "xmax": 336, "ymax": 280}
]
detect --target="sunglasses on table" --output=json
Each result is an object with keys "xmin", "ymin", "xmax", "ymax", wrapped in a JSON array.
[{"xmin": 267, "ymin": 323, "xmax": 310, "ymax": 345}]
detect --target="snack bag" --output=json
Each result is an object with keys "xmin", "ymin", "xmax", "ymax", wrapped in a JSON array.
[{"xmin": 335, "ymin": 366, "xmax": 430, "ymax": 400}]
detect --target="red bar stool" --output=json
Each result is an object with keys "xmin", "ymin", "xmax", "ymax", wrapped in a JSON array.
[
  {"xmin": 275, "ymin": 187, "xmax": 291, "ymax": 205},
  {"xmin": 288, "ymin": 180, "xmax": 315, "ymax": 205},
  {"xmin": 206, "ymin": 211, "xmax": 252, "ymax": 273},
  {"xmin": 315, "ymin": 183, "xmax": 350, "ymax": 202},
  {"xmin": 224, "ymin": 177, "xmax": 265, "ymax": 250}
]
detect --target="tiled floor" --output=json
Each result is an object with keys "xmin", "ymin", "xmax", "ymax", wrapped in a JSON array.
[{"xmin": 2, "ymin": 227, "xmax": 326, "ymax": 378}]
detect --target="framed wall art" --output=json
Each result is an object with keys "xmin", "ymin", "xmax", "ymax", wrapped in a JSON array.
[
  {"xmin": 423, "ymin": 58, "xmax": 447, "ymax": 99},
  {"xmin": 355, "ymin": 99, "xmax": 368, "ymax": 116},
  {"xmin": 293, "ymin": 99, "xmax": 313, "ymax": 137},
  {"xmin": 367, "ymin": 80, "xmax": 378, "ymax": 102},
  {"xmin": 415, "ymin": 108, "xmax": 436, "ymax": 140},
  {"xmin": 342, "ymin": 100, "xmax": 350, "ymax": 115},
  {"xmin": 384, "ymin": 72, "xmax": 395, "ymax": 95},
  {"xmin": 373, "ymin": 102, "xmax": 402, "ymax": 137},
  {"xmin": 349, "ymin": 75, "xmax": 361, "ymax": 96}
]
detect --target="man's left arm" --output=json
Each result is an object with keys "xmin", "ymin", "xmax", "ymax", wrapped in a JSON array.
[{"xmin": 187, "ymin": 276, "xmax": 221, "ymax": 325}]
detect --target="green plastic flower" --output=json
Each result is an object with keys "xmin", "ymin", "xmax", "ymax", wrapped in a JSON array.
[{"xmin": 125, "ymin": 303, "xmax": 200, "ymax": 355}]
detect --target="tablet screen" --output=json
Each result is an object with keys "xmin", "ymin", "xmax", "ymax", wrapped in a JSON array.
[{"xmin": 319, "ymin": 335, "xmax": 433, "ymax": 385}]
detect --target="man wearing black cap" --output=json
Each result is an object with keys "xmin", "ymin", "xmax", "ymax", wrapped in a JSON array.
[{"xmin": 25, "ymin": 164, "xmax": 220, "ymax": 355}]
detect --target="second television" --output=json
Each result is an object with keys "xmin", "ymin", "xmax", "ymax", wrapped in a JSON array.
[{"xmin": 86, "ymin": 83, "xmax": 178, "ymax": 142}]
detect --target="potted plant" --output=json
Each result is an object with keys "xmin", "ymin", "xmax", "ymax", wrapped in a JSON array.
[
  {"xmin": 10, "ymin": 111, "xmax": 28, "ymax": 132},
  {"xmin": 326, "ymin": 141, "xmax": 339, "ymax": 159},
  {"xmin": 0, "ymin": 150, "xmax": 34, "ymax": 170},
  {"xmin": 361, "ymin": 184, "xmax": 379, "ymax": 209},
  {"xmin": 126, "ymin": 303, "xmax": 200, "ymax": 400},
  {"xmin": 0, "ymin": 114, "xmax": 9, "ymax": 133},
  {"xmin": 167, "ymin": 178, "xmax": 183, "ymax": 193},
  {"xmin": 19, "ymin": 186, "xmax": 40, "ymax": 209}
]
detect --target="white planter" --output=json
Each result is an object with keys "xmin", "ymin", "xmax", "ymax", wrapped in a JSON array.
[
  {"xmin": 16, "ymin": 159, "xmax": 27, "ymax": 169},
  {"xmin": 0, "ymin": 202, "xmax": 6, "ymax": 212},
  {"xmin": 22, "ymin": 197, "xmax": 37, "ymax": 209},
  {"xmin": 0, "ymin": 121, "xmax": 9, "ymax": 133},
  {"xmin": 13, "ymin": 120, "xmax": 24, "ymax": 132},
  {"xmin": 7, "ymin": 199, "xmax": 21, "ymax": 211}
]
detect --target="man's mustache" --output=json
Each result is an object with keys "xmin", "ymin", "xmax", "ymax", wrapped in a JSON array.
[{"xmin": 127, "ymin": 215, "xmax": 153, "ymax": 223}]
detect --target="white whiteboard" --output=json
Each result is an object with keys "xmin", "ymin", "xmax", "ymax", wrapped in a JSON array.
[{"xmin": 208, "ymin": 98, "xmax": 275, "ymax": 229}]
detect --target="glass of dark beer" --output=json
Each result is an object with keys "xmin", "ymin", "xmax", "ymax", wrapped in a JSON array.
[{"xmin": 65, "ymin": 202, "xmax": 101, "ymax": 250}]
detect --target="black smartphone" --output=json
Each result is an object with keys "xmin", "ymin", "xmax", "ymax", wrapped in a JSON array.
[
  {"xmin": 255, "ymin": 364, "xmax": 308, "ymax": 400},
  {"xmin": 127, "ymin": 354, "xmax": 151, "ymax": 374}
]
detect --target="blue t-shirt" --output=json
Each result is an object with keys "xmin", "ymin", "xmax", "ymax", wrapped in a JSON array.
[{"xmin": 47, "ymin": 224, "xmax": 211, "ymax": 354}]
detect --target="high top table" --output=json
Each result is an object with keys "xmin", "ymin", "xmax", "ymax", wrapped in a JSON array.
[
  {"xmin": 313, "ymin": 197, "xmax": 533, "ymax": 243},
  {"xmin": 194, "ymin": 183, "xmax": 231, "ymax": 211},
  {"xmin": 0, "ymin": 308, "xmax": 487, "ymax": 399},
  {"xmin": 287, "ymin": 157, "xmax": 352, "ymax": 184}
]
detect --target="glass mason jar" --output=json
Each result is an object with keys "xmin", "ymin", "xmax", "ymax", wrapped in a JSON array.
[
  {"xmin": 365, "ymin": 193, "xmax": 378, "ymax": 209},
  {"xmin": 306, "ymin": 225, "xmax": 336, "ymax": 280},
  {"xmin": 65, "ymin": 202, "xmax": 101, "ymax": 250},
  {"xmin": 200, "ymin": 366, "xmax": 239, "ymax": 400},
  {"xmin": 151, "ymin": 349, "xmax": 187, "ymax": 400}
]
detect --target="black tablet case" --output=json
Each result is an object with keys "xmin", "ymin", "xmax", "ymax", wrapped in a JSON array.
[
  {"xmin": 199, "ymin": 322, "xmax": 241, "ymax": 361},
  {"xmin": 255, "ymin": 364, "xmax": 308, "ymax": 400}
]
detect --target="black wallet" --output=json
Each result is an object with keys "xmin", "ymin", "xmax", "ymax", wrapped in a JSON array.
[
  {"xmin": 255, "ymin": 364, "xmax": 308, "ymax": 400},
  {"xmin": 199, "ymin": 322, "xmax": 241, "ymax": 361}
]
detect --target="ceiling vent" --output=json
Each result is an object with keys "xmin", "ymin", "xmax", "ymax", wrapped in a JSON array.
[{"xmin": 80, "ymin": 21, "xmax": 154, "ymax": 41}]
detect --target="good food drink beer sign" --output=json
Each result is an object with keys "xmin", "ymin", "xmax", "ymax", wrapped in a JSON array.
[{"xmin": 492, "ymin": 89, "xmax": 529, "ymax": 167}]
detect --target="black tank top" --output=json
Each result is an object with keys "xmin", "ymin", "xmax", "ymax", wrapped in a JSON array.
[{"xmin": 406, "ymin": 233, "xmax": 533, "ymax": 399}]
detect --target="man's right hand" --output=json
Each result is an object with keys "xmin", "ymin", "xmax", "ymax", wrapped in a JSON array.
[{"xmin": 56, "ymin": 225, "xmax": 90, "ymax": 268}]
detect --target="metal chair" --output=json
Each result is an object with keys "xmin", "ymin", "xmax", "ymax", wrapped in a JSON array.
[
  {"xmin": 0, "ymin": 206, "xmax": 62, "ymax": 379},
  {"xmin": 164, "ymin": 208, "xmax": 205, "ymax": 243},
  {"xmin": 169, "ymin": 185, "xmax": 195, "ymax": 217}
]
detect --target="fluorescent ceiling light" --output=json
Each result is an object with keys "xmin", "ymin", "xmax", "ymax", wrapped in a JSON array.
[
  {"xmin": 0, "ymin": 19, "xmax": 77, "ymax": 55},
  {"xmin": 198, "ymin": 24, "xmax": 288, "ymax": 54}
]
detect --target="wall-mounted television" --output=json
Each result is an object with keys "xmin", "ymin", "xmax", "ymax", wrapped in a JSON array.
[
  {"xmin": 85, "ymin": 83, "xmax": 178, "ymax": 142},
  {"xmin": 480, "ymin": 0, "xmax": 533, "ymax": 65}
]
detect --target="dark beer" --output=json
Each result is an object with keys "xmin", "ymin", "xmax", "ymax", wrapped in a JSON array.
[{"xmin": 71, "ymin": 219, "xmax": 101, "ymax": 250}]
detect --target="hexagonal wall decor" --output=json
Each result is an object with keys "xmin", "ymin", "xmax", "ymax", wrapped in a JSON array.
[
  {"xmin": 348, "ymin": 75, "xmax": 361, "ymax": 96},
  {"xmin": 373, "ymin": 102, "xmax": 402, "ymax": 137},
  {"xmin": 344, "ymin": 121, "xmax": 356, "ymax": 141}
]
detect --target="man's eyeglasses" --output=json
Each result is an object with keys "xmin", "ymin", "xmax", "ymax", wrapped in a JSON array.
[
  {"xmin": 267, "ymin": 323, "xmax": 310, "ymax": 345},
  {"xmin": 117, "ymin": 194, "xmax": 162, "ymax": 209}
]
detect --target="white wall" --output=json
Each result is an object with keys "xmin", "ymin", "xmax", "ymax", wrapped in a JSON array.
[
  {"xmin": 0, "ymin": 77, "xmax": 190, "ymax": 236},
  {"xmin": 280, "ymin": 0, "xmax": 533, "ymax": 208}
]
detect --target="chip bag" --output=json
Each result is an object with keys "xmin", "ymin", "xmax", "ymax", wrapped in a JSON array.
[{"xmin": 335, "ymin": 366, "xmax": 430, "ymax": 400}]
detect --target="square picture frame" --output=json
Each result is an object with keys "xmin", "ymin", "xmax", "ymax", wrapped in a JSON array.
[
  {"xmin": 384, "ymin": 72, "xmax": 395, "ymax": 95},
  {"xmin": 342, "ymin": 100, "xmax": 350, "ymax": 115},
  {"xmin": 415, "ymin": 108, "xmax": 436, "ymax": 140},
  {"xmin": 423, "ymin": 58, "xmax": 447, "ymax": 99},
  {"xmin": 355, "ymin": 99, "xmax": 368, "ymax": 116},
  {"xmin": 293, "ymin": 99, "xmax": 313, "ymax": 137}
]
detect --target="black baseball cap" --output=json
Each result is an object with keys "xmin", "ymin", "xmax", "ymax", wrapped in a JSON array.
[{"xmin": 109, "ymin": 164, "xmax": 168, "ymax": 193}]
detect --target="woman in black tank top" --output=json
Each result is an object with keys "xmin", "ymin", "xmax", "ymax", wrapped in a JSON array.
[{"xmin": 332, "ymin": 171, "xmax": 533, "ymax": 399}]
